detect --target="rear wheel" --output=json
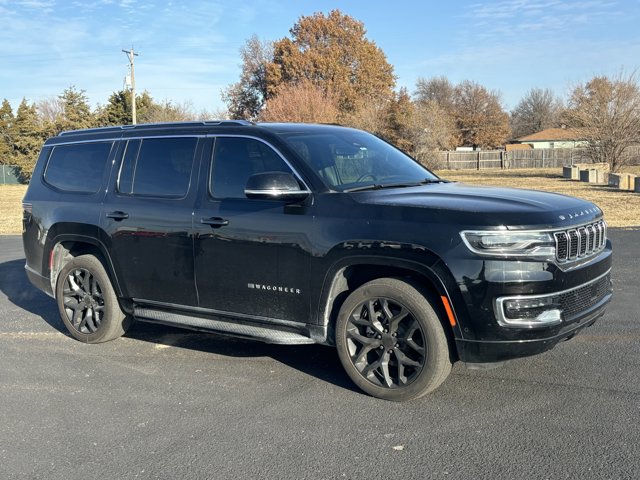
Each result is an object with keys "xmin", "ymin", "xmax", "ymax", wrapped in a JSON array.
[
  {"xmin": 335, "ymin": 278, "xmax": 451, "ymax": 401},
  {"xmin": 56, "ymin": 254, "xmax": 129, "ymax": 343}
]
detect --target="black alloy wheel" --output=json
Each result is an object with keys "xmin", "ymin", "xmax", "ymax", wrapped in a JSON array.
[
  {"xmin": 345, "ymin": 297, "xmax": 425, "ymax": 388},
  {"xmin": 62, "ymin": 267, "xmax": 105, "ymax": 334}
]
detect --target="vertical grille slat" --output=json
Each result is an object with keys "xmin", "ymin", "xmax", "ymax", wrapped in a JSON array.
[
  {"xmin": 586, "ymin": 225, "xmax": 595, "ymax": 252},
  {"xmin": 568, "ymin": 230, "xmax": 579, "ymax": 259},
  {"xmin": 578, "ymin": 227, "xmax": 587, "ymax": 256},
  {"xmin": 554, "ymin": 231, "xmax": 568, "ymax": 261},
  {"xmin": 554, "ymin": 220, "xmax": 606, "ymax": 264}
]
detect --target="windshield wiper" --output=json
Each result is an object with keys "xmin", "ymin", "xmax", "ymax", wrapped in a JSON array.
[
  {"xmin": 344, "ymin": 178, "xmax": 448, "ymax": 192},
  {"xmin": 420, "ymin": 178, "xmax": 449, "ymax": 184}
]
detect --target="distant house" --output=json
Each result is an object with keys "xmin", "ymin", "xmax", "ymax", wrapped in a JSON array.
[{"xmin": 508, "ymin": 127, "xmax": 586, "ymax": 149}]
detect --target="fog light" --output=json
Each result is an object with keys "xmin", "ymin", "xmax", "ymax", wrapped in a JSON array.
[{"xmin": 496, "ymin": 296, "xmax": 563, "ymax": 328}]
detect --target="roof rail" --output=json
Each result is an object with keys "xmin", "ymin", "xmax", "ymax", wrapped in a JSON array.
[{"xmin": 58, "ymin": 120, "xmax": 254, "ymax": 136}]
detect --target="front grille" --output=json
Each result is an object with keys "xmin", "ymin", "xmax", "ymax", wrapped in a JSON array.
[
  {"xmin": 555, "ymin": 272, "xmax": 612, "ymax": 320},
  {"xmin": 554, "ymin": 220, "xmax": 606, "ymax": 263}
]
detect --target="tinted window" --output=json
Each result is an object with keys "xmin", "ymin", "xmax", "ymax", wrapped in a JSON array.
[
  {"xmin": 117, "ymin": 140, "xmax": 140, "ymax": 194},
  {"xmin": 281, "ymin": 130, "xmax": 438, "ymax": 191},
  {"xmin": 118, "ymin": 137, "xmax": 196, "ymax": 197},
  {"xmin": 44, "ymin": 142, "xmax": 113, "ymax": 193},
  {"xmin": 210, "ymin": 137, "xmax": 293, "ymax": 199}
]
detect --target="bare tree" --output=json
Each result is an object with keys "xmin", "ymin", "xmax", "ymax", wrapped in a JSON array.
[
  {"xmin": 140, "ymin": 100, "xmax": 199, "ymax": 123},
  {"xmin": 414, "ymin": 76, "xmax": 456, "ymax": 114},
  {"xmin": 259, "ymin": 81, "xmax": 339, "ymax": 124},
  {"xmin": 453, "ymin": 81, "xmax": 510, "ymax": 149},
  {"xmin": 411, "ymin": 100, "xmax": 459, "ymax": 168},
  {"xmin": 564, "ymin": 72, "xmax": 640, "ymax": 172},
  {"xmin": 222, "ymin": 35, "xmax": 273, "ymax": 120},
  {"xmin": 510, "ymin": 88, "xmax": 562, "ymax": 138},
  {"xmin": 36, "ymin": 96, "xmax": 63, "ymax": 123}
]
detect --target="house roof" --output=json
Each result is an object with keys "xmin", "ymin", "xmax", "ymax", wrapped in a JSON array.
[
  {"xmin": 515, "ymin": 127, "xmax": 585, "ymax": 142},
  {"xmin": 505, "ymin": 143, "xmax": 533, "ymax": 151}
]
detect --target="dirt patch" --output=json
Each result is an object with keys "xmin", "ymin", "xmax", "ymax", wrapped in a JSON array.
[
  {"xmin": 0, "ymin": 185, "xmax": 26, "ymax": 235},
  {"xmin": 435, "ymin": 168, "xmax": 640, "ymax": 227}
]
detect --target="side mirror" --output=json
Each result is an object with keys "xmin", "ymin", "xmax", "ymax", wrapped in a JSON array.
[{"xmin": 244, "ymin": 172, "xmax": 310, "ymax": 202}]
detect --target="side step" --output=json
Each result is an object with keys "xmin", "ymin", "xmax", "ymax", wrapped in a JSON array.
[{"xmin": 134, "ymin": 307, "xmax": 316, "ymax": 345}]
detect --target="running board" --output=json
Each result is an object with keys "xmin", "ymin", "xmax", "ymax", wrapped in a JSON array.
[{"xmin": 134, "ymin": 307, "xmax": 316, "ymax": 345}]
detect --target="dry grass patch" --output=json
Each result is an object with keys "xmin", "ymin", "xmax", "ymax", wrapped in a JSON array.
[
  {"xmin": 435, "ymin": 168, "xmax": 640, "ymax": 228},
  {"xmin": 1, "ymin": 169, "xmax": 639, "ymax": 234},
  {"xmin": 0, "ymin": 185, "xmax": 27, "ymax": 235}
]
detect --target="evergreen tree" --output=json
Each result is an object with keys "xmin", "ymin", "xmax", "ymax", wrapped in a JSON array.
[
  {"xmin": 0, "ymin": 99, "xmax": 15, "ymax": 165},
  {"xmin": 13, "ymin": 99, "xmax": 46, "ymax": 181},
  {"xmin": 55, "ymin": 86, "xmax": 95, "ymax": 133},
  {"xmin": 96, "ymin": 90, "xmax": 157, "ymax": 126}
]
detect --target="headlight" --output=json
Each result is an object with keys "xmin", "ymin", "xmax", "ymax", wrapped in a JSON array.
[{"xmin": 460, "ymin": 230, "xmax": 556, "ymax": 260}]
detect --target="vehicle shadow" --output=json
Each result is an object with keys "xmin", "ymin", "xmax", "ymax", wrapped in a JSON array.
[
  {"xmin": 127, "ymin": 321, "xmax": 357, "ymax": 393},
  {"xmin": 0, "ymin": 258, "xmax": 66, "ymax": 332},
  {"xmin": 0, "ymin": 258, "xmax": 358, "ymax": 394}
]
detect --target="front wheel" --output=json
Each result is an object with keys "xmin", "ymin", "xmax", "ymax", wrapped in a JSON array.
[
  {"xmin": 335, "ymin": 278, "xmax": 451, "ymax": 401},
  {"xmin": 56, "ymin": 254, "xmax": 130, "ymax": 343}
]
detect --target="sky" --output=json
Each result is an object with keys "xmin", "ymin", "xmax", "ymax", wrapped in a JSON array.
[{"xmin": 1, "ymin": 0, "xmax": 639, "ymax": 115}]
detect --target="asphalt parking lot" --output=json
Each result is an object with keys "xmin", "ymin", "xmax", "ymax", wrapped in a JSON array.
[{"xmin": 1, "ymin": 230, "xmax": 639, "ymax": 480}]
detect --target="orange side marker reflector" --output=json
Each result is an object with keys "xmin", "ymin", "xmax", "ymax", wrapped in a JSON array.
[{"xmin": 441, "ymin": 295, "xmax": 456, "ymax": 327}]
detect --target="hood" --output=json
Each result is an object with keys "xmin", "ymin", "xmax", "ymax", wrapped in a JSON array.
[{"xmin": 352, "ymin": 182, "xmax": 603, "ymax": 229}]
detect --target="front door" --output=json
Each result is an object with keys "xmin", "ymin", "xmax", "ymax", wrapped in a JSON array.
[{"xmin": 193, "ymin": 136, "xmax": 313, "ymax": 323}]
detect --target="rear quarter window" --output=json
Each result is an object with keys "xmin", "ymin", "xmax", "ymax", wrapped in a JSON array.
[{"xmin": 44, "ymin": 142, "xmax": 113, "ymax": 193}]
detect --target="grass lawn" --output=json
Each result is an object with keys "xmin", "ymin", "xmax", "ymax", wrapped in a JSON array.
[
  {"xmin": 1, "ymin": 168, "xmax": 639, "ymax": 235},
  {"xmin": 0, "ymin": 185, "xmax": 25, "ymax": 235},
  {"xmin": 435, "ymin": 168, "xmax": 640, "ymax": 228}
]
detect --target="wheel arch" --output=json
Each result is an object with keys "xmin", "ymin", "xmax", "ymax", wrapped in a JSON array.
[
  {"xmin": 318, "ymin": 256, "xmax": 463, "ymax": 358},
  {"xmin": 46, "ymin": 231, "xmax": 123, "ymax": 302}
]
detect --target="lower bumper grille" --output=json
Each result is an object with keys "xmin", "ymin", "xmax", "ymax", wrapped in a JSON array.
[{"xmin": 557, "ymin": 272, "xmax": 612, "ymax": 320}]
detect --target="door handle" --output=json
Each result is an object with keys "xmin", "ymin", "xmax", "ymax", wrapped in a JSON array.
[
  {"xmin": 200, "ymin": 217, "xmax": 229, "ymax": 228},
  {"xmin": 106, "ymin": 211, "xmax": 129, "ymax": 221}
]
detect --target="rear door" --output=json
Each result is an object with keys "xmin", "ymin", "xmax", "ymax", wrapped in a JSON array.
[{"xmin": 101, "ymin": 135, "xmax": 203, "ymax": 306}]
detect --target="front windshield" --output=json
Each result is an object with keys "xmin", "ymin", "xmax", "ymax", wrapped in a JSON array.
[{"xmin": 280, "ymin": 129, "xmax": 439, "ymax": 191}]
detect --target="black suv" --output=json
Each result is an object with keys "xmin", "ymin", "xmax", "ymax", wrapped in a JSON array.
[{"xmin": 22, "ymin": 121, "xmax": 612, "ymax": 401}]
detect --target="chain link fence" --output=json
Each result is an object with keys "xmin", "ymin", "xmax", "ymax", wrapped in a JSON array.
[{"xmin": 1, "ymin": 165, "xmax": 21, "ymax": 184}]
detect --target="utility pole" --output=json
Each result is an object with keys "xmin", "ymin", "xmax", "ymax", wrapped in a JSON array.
[{"xmin": 122, "ymin": 47, "xmax": 139, "ymax": 124}]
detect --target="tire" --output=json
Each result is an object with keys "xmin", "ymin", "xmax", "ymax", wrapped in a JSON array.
[
  {"xmin": 55, "ymin": 254, "xmax": 129, "ymax": 343},
  {"xmin": 335, "ymin": 278, "xmax": 452, "ymax": 401}
]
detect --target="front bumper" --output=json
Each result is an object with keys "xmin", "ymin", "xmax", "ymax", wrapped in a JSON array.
[
  {"xmin": 449, "ymin": 243, "xmax": 613, "ymax": 363},
  {"xmin": 455, "ymin": 290, "xmax": 610, "ymax": 362}
]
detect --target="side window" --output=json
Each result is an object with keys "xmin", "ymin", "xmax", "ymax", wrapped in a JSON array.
[
  {"xmin": 118, "ymin": 137, "xmax": 197, "ymax": 198},
  {"xmin": 210, "ymin": 137, "xmax": 293, "ymax": 199},
  {"xmin": 44, "ymin": 142, "xmax": 113, "ymax": 193}
]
